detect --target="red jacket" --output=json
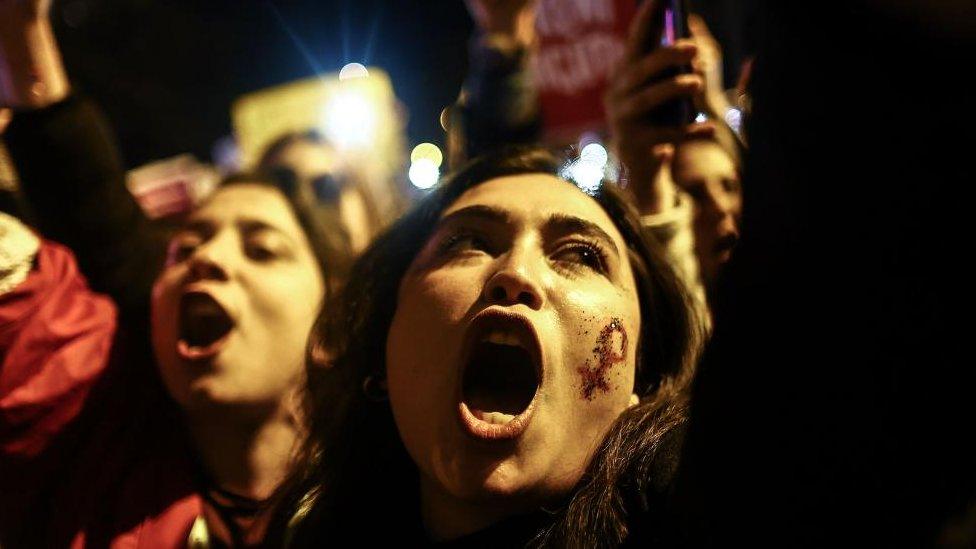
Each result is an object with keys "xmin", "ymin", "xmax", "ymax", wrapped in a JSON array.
[{"xmin": 1, "ymin": 241, "xmax": 203, "ymax": 548}]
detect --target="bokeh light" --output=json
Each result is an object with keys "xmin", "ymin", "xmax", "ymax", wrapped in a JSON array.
[
  {"xmin": 409, "ymin": 158, "xmax": 440, "ymax": 189},
  {"xmin": 323, "ymin": 90, "xmax": 377, "ymax": 149},
  {"xmin": 580, "ymin": 142, "xmax": 608, "ymax": 168},
  {"xmin": 410, "ymin": 142, "xmax": 443, "ymax": 168},
  {"xmin": 725, "ymin": 107, "xmax": 743, "ymax": 135},
  {"xmin": 338, "ymin": 62, "xmax": 369, "ymax": 81}
]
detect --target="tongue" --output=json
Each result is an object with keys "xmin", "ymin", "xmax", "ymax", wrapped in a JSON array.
[{"xmin": 463, "ymin": 342, "xmax": 538, "ymax": 416}]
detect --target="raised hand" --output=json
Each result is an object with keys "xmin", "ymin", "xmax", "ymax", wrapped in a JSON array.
[
  {"xmin": 0, "ymin": 0, "xmax": 66, "ymax": 108},
  {"xmin": 605, "ymin": 0, "xmax": 714, "ymax": 214},
  {"xmin": 688, "ymin": 14, "xmax": 730, "ymax": 119},
  {"xmin": 0, "ymin": 0, "xmax": 52, "ymax": 21},
  {"xmin": 464, "ymin": 0, "xmax": 537, "ymax": 47}
]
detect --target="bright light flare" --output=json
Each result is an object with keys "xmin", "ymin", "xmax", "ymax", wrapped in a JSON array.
[
  {"xmin": 411, "ymin": 142, "xmax": 443, "ymax": 168},
  {"xmin": 338, "ymin": 63, "xmax": 369, "ymax": 81},
  {"xmin": 409, "ymin": 158, "xmax": 440, "ymax": 189},
  {"xmin": 561, "ymin": 142, "xmax": 609, "ymax": 194},
  {"xmin": 580, "ymin": 143, "xmax": 608, "ymax": 168},
  {"xmin": 323, "ymin": 90, "xmax": 377, "ymax": 149}
]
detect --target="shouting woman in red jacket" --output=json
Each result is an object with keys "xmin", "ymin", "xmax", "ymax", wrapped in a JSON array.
[{"xmin": 0, "ymin": 0, "xmax": 361, "ymax": 543}]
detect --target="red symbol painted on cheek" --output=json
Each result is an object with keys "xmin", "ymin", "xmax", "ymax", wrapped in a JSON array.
[{"xmin": 578, "ymin": 317, "xmax": 628, "ymax": 401}]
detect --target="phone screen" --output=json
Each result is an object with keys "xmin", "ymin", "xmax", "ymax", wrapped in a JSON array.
[{"xmin": 661, "ymin": 0, "xmax": 689, "ymax": 46}]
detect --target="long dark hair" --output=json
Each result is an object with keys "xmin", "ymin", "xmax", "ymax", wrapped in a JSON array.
[{"xmin": 281, "ymin": 146, "xmax": 700, "ymax": 545}]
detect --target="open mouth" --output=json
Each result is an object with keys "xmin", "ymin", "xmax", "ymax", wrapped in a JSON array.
[
  {"xmin": 177, "ymin": 291, "xmax": 234, "ymax": 361},
  {"xmin": 715, "ymin": 232, "xmax": 739, "ymax": 255},
  {"xmin": 458, "ymin": 312, "xmax": 542, "ymax": 441}
]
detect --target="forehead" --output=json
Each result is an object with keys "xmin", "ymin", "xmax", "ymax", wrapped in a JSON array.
[
  {"xmin": 277, "ymin": 140, "xmax": 338, "ymax": 174},
  {"xmin": 674, "ymin": 141, "xmax": 736, "ymax": 177},
  {"xmin": 445, "ymin": 174, "xmax": 625, "ymax": 240},
  {"xmin": 188, "ymin": 184, "xmax": 301, "ymax": 231}
]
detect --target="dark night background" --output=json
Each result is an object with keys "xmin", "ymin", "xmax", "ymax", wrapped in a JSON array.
[{"xmin": 49, "ymin": 0, "xmax": 753, "ymax": 169}]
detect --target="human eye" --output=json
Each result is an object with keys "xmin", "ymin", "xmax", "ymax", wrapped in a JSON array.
[
  {"xmin": 245, "ymin": 233, "xmax": 287, "ymax": 262},
  {"xmin": 166, "ymin": 233, "xmax": 202, "ymax": 265},
  {"xmin": 437, "ymin": 229, "xmax": 492, "ymax": 257},
  {"xmin": 551, "ymin": 240, "xmax": 609, "ymax": 275},
  {"xmin": 721, "ymin": 176, "xmax": 741, "ymax": 194}
]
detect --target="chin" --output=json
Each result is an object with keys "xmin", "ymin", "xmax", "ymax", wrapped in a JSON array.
[
  {"xmin": 450, "ymin": 455, "xmax": 547, "ymax": 504},
  {"xmin": 179, "ymin": 378, "xmax": 230, "ymax": 410}
]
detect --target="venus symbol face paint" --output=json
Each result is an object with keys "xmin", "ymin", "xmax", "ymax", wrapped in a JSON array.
[{"xmin": 578, "ymin": 317, "xmax": 628, "ymax": 401}]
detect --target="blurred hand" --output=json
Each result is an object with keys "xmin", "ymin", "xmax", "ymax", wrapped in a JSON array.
[
  {"xmin": 688, "ymin": 14, "xmax": 730, "ymax": 118},
  {"xmin": 0, "ymin": 0, "xmax": 66, "ymax": 109},
  {"xmin": 464, "ymin": 0, "xmax": 537, "ymax": 47},
  {"xmin": 0, "ymin": 0, "xmax": 52, "ymax": 22},
  {"xmin": 0, "ymin": 108, "xmax": 10, "ymax": 134},
  {"xmin": 606, "ymin": 0, "xmax": 714, "ymax": 214}
]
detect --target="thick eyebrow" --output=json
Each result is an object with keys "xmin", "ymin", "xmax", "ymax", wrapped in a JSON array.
[
  {"xmin": 436, "ymin": 204, "xmax": 512, "ymax": 229},
  {"xmin": 238, "ymin": 218, "xmax": 298, "ymax": 246},
  {"xmin": 179, "ymin": 219, "xmax": 214, "ymax": 237},
  {"xmin": 545, "ymin": 213, "xmax": 621, "ymax": 260}
]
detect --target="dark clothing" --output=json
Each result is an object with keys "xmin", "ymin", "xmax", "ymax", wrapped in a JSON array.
[
  {"xmin": 4, "ymin": 94, "xmax": 166, "ymax": 315},
  {"xmin": 451, "ymin": 37, "xmax": 541, "ymax": 166}
]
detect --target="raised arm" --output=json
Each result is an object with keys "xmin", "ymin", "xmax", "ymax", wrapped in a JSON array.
[
  {"xmin": 451, "ymin": 0, "xmax": 541, "ymax": 163},
  {"xmin": 1, "ymin": 0, "xmax": 165, "ymax": 311}
]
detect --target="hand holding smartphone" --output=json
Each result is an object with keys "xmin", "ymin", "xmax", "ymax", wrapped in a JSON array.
[
  {"xmin": 605, "ymin": 0, "xmax": 714, "ymax": 215},
  {"xmin": 640, "ymin": 0, "xmax": 696, "ymax": 126}
]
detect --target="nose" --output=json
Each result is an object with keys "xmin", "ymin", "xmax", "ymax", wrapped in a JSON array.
[
  {"xmin": 482, "ymin": 249, "xmax": 544, "ymax": 310},
  {"xmin": 186, "ymin": 240, "xmax": 231, "ymax": 283}
]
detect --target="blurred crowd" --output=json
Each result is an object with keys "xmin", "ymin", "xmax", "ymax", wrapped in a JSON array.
[{"xmin": 1, "ymin": 0, "xmax": 973, "ymax": 547}]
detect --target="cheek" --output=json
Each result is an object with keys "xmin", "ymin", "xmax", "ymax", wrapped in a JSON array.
[
  {"xmin": 150, "ymin": 270, "xmax": 181, "ymax": 336},
  {"xmin": 558, "ymin": 287, "xmax": 640, "ymax": 404},
  {"xmin": 386, "ymin": 270, "xmax": 480, "ymax": 396},
  {"xmin": 399, "ymin": 268, "xmax": 483, "ymax": 331},
  {"xmin": 249, "ymin": 267, "xmax": 325, "ymax": 329}
]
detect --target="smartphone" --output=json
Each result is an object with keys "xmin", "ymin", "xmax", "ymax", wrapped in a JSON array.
[{"xmin": 643, "ymin": 0, "xmax": 696, "ymax": 127}]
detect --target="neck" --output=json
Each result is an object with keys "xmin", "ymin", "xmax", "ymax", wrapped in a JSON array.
[
  {"xmin": 187, "ymin": 401, "xmax": 303, "ymax": 501},
  {"xmin": 420, "ymin": 477, "xmax": 532, "ymax": 541}
]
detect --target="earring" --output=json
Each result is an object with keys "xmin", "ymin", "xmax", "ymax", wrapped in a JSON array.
[{"xmin": 362, "ymin": 374, "xmax": 388, "ymax": 402}]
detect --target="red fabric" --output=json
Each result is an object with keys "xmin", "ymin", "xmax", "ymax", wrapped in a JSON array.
[{"xmin": 1, "ymin": 241, "xmax": 203, "ymax": 548}]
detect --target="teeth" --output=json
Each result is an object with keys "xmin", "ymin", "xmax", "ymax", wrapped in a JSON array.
[
  {"xmin": 483, "ymin": 330, "xmax": 522, "ymax": 347},
  {"xmin": 472, "ymin": 410, "xmax": 516, "ymax": 424}
]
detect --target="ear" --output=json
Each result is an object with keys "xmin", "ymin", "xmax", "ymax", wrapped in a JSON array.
[{"xmin": 628, "ymin": 392, "xmax": 640, "ymax": 407}]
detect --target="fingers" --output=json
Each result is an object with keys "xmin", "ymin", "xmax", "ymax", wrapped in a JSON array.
[
  {"xmin": 613, "ymin": 73, "xmax": 703, "ymax": 121},
  {"xmin": 613, "ymin": 40, "xmax": 697, "ymax": 96},
  {"xmin": 688, "ymin": 14, "xmax": 717, "ymax": 45},
  {"xmin": 624, "ymin": 0, "xmax": 665, "ymax": 63},
  {"xmin": 651, "ymin": 143, "xmax": 676, "ymax": 168}
]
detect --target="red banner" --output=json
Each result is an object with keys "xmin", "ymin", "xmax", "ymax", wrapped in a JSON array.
[{"xmin": 533, "ymin": 0, "xmax": 637, "ymax": 143}]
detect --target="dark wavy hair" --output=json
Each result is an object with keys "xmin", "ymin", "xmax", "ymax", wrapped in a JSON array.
[{"xmin": 279, "ymin": 146, "xmax": 701, "ymax": 546}]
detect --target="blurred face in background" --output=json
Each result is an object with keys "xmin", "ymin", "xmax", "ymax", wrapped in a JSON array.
[
  {"xmin": 672, "ymin": 139, "xmax": 742, "ymax": 285},
  {"xmin": 266, "ymin": 139, "xmax": 375, "ymax": 254},
  {"xmin": 385, "ymin": 174, "xmax": 642, "ymax": 525},
  {"xmin": 150, "ymin": 183, "xmax": 325, "ymax": 416}
]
